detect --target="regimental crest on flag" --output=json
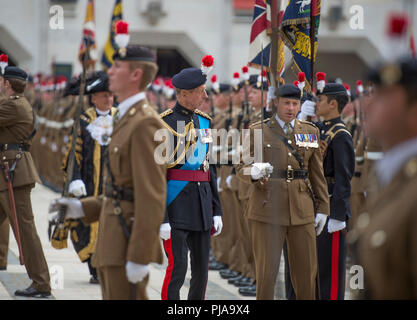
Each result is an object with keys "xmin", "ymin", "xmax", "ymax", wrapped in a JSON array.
[
  {"xmin": 281, "ymin": 0, "xmax": 321, "ymax": 93},
  {"xmin": 295, "ymin": 133, "xmax": 319, "ymax": 148}
]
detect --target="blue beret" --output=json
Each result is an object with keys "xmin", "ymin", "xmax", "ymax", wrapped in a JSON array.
[
  {"xmin": 172, "ymin": 67, "xmax": 207, "ymax": 90},
  {"xmin": 277, "ymin": 84, "xmax": 301, "ymax": 99},
  {"xmin": 2, "ymin": 66, "xmax": 27, "ymax": 81},
  {"xmin": 319, "ymin": 83, "xmax": 347, "ymax": 95}
]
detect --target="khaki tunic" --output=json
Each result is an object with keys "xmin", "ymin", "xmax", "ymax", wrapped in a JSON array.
[
  {"xmin": 80, "ymin": 98, "xmax": 167, "ymax": 300},
  {"xmin": 355, "ymin": 156, "xmax": 417, "ymax": 299},
  {"xmin": 0, "ymin": 94, "xmax": 50, "ymax": 292},
  {"xmin": 236, "ymin": 116, "xmax": 330, "ymax": 299}
]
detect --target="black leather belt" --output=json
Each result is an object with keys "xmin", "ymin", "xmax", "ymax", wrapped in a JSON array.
[
  {"xmin": 0, "ymin": 143, "xmax": 30, "ymax": 152},
  {"xmin": 272, "ymin": 169, "xmax": 308, "ymax": 180},
  {"xmin": 105, "ymin": 185, "xmax": 134, "ymax": 201}
]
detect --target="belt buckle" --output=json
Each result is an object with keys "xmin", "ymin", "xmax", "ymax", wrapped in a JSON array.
[{"xmin": 286, "ymin": 166, "xmax": 294, "ymax": 182}]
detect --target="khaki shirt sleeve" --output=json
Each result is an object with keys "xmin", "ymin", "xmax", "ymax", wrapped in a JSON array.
[
  {"xmin": 127, "ymin": 117, "xmax": 167, "ymax": 265},
  {"xmin": 308, "ymin": 127, "xmax": 330, "ymax": 215},
  {"xmin": 81, "ymin": 195, "xmax": 104, "ymax": 224},
  {"xmin": 0, "ymin": 98, "xmax": 17, "ymax": 127}
]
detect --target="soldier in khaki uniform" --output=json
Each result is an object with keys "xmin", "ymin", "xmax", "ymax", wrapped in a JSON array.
[
  {"xmin": 350, "ymin": 56, "xmax": 417, "ymax": 299},
  {"xmin": 237, "ymin": 84, "xmax": 330, "ymax": 299},
  {"xmin": 0, "ymin": 66, "xmax": 51, "ymax": 297},
  {"xmin": 49, "ymin": 45, "xmax": 167, "ymax": 300}
]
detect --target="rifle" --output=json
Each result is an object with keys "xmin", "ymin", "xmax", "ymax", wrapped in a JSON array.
[
  {"xmin": 209, "ymin": 91, "xmax": 215, "ymax": 119},
  {"xmin": 49, "ymin": 35, "xmax": 91, "ymax": 240},
  {"xmin": 224, "ymin": 90, "xmax": 233, "ymax": 131}
]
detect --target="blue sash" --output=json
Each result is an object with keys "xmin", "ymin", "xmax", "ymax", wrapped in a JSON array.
[{"xmin": 166, "ymin": 115, "xmax": 209, "ymax": 206}]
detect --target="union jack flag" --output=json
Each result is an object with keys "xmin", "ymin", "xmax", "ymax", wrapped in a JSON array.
[{"xmin": 248, "ymin": 0, "xmax": 285, "ymax": 76}]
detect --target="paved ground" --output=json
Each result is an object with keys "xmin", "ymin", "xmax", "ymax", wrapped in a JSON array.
[
  {"xmin": 0, "ymin": 184, "xmax": 257, "ymax": 300},
  {"xmin": 0, "ymin": 183, "xmax": 354, "ymax": 300}
]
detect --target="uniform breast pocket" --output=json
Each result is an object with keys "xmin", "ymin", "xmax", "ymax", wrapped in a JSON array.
[{"xmin": 263, "ymin": 144, "xmax": 281, "ymax": 167}]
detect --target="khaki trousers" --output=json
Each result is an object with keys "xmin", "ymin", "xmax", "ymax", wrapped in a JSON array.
[
  {"xmin": 249, "ymin": 220, "xmax": 317, "ymax": 300},
  {"xmin": 97, "ymin": 266, "xmax": 149, "ymax": 300},
  {"xmin": 0, "ymin": 217, "xmax": 9, "ymax": 267},
  {"xmin": 0, "ymin": 184, "xmax": 50, "ymax": 292}
]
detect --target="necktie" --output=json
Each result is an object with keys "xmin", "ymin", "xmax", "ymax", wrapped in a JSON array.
[{"xmin": 284, "ymin": 122, "xmax": 293, "ymax": 137}]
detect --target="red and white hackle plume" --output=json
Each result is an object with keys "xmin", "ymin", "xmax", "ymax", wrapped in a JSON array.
[
  {"xmin": 241, "ymin": 66, "xmax": 250, "ymax": 82},
  {"xmin": 356, "ymin": 80, "xmax": 364, "ymax": 95},
  {"xmin": 152, "ymin": 77, "xmax": 163, "ymax": 92},
  {"xmin": 115, "ymin": 20, "xmax": 130, "ymax": 58},
  {"xmin": 231, "ymin": 72, "xmax": 240, "ymax": 89},
  {"xmin": 383, "ymin": 12, "xmax": 410, "ymax": 61},
  {"xmin": 163, "ymin": 79, "xmax": 175, "ymax": 99},
  {"xmin": 297, "ymin": 72, "xmax": 305, "ymax": 92},
  {"xmin": 316, "ymin": 72, "xmax": 326, "ymax": 93},
  {"xmin": 201, "ymin": 55, "xmax": 214, "ymax": 75},
  {"xmin": 210, "ymin": 74, "xmax": 219, "ymax": 93},
  {"xmin": 257, "ymin": 70, "xmax": 267, "ymax": 86},
  {"xmin": 343, "ymin": 83, "xmax": 351, "ymax": 96},
  {"xmin": 0, "ymin": 54, "xmax": 8, "ymax": 75}
]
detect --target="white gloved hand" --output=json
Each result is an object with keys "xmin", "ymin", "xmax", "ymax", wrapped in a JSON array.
[
  {"xmin": 266, "ymin": 86, "xmax": 276, "ymax": 110},
  {"xmin": 314, "ymin": 213, "xmax": 328, "ymax": 236},
  {"xmin": 48, "ymin": 197, "xmax": 85, "ymax": 219},
  {"xmin": 212, "ymin": 216, "xmax": 223, "ymax": 237},
  {"xmin": 125, "ymin": 261, "xmax": 149, "ymax": 284},
  {"xmin": 68, "ymin": 179, "xmax": 87, "ymax": 198},
  {"xmin": 159, "ymin": 223, "xmax": 171, "ymax": 240},
  {"xmin": 217, "ymin": 176, "xmax": 223, "ymax": 192},
  {"xmin": 251, "ymin": 162, "xmax": 274, "ymax": 180},
  {"xmin": 299, "ymin": 100, "xmax": 316, "ymax": 120},
  {"xmin": 327, "ymin": 218, "xmax": 346, "ymax": 233},
  {"xmin": 225, "ymin": 175, "xmax": 233, "ymax": 189}
]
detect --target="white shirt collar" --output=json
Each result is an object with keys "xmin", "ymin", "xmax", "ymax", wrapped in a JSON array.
[
  {"xmin": 376, "ymin": 135, "xmax": 417, "ymax": 187},
  {"xmin": 117, "ymin": 92, "xmax": 146, "ymax": 119},
  {"xmin": 95, "ymin": 108, "xmax": 111, "ymax": 116},
  {"xmin": 275, "ymin": 114, "xmax": 295, "ymax": 131}
]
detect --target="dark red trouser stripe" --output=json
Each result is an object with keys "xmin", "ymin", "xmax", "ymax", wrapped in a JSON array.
[
  {"xmin": 330, "ymin": 231, "xmax": 340, "ymax": 300},
  {"xmin": 161, "ymin": 238, "xmax": 174, "ymax": 300}
]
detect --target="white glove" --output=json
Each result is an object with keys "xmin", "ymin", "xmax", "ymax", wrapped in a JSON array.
[
  {"xmin": 217, "ymin": 176, "xmax": 223, "ymax": 192},
  {"xmin": 327, "ymin": 218, "xmax": 346, "ymax": 233},
  {"xmin": 159, "ymin": 223, "xmax": 171, "ymax": 240},
  {"xmin": 226, "ymin": 175, "xmax": 233, "ymax": 189},
  {"xmin": 266, "ymin": 86, "xmax": 276, "ymax": 110},
  {"xmin": 212, "ymin": 216, "xmax": 223, "ymax": 237},
  {"xmin": 48, "ymin": 197, "xmax": 85, "ymax": 219},
  {"xmin": 68, "ymin": 179, "xmax": 87, "ymax": 198},
  {"xmin": 250, "ymin": 162, "xmax": 274, "ymax": 180},
  {"xmin": 125, "ymin": 261, "xmax": 149, "ymax": 284},
  {"xmin": 299, "ymin": 100, "xmax": 316, "ymax": 120},
  {"xmin": 314, "ymin": 213, "xmax": 328, "ymax": 236}
]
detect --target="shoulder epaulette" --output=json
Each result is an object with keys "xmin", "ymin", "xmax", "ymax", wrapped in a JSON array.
[
  {"xmin": 194, "ymin": 109, "xmax": 213, "ymax": 121},
  {"xmin": 250, "ymin": 118, "xmax": 270, "ymax": 128},
  {"xmin": 160, "ymin": 109, "xmax": 173, "ymax": 118},
  {"xmin": 298, "ymin": 119, "xmax": 319, "ymax": 130}
]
